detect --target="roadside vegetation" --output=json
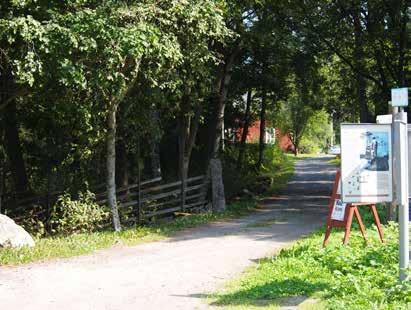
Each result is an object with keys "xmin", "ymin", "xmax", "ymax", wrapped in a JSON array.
[
  {"xmin": 0, "ymin": 144, "xmax": 297, "ymax": 266},
  {"xmin": 223, "ymin": 144, "xmax": 297, "ymax": 197},
  {"xmin": 328, "ymin": 157, "xmax": 341, "ymax": 166},
  {"xmin": 212, "ymin": 211, "xmax": 411, "ymax": 310},
  {"xmin": 0, "ymin": 200, "xmax": 257, "ymax": 266},
  {"xmin": 1, "ymin": 1, "xmax": 407, "ymax": 233}
]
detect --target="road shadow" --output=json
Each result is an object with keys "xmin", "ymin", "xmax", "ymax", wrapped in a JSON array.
[{"xmin": 165, "ymin": 157, "xmax": 336, "ymax": 244}]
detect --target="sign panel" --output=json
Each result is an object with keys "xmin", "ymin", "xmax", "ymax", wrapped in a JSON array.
[
  {"xmin": 391, "ymin": 88, "xmax": 408, "ymax": 107},
  {"xmin": 376, "ymin": 114, "xmax": 392, "ymax": 124},
  {"xmin": 331, "ymin": 199, "xmax": 346, "ymax": 221},
  {"xmin": 341, "ymin": 124, "xmax": 393, "ymax": 203}
]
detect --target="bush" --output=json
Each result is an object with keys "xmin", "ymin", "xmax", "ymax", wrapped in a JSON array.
[
  {"xmin": 222, "ymin": 143, "xmax": 291, "ymax": 197},
  {"xmin": 49, "ymin": 191, "xmax": 109, "ymax": 235},
  {"xmin": 299, "ymin": 110, "xmax": 332, "ymax": 154},
  {"xmin": 21, "ymin": 206, "xmax": 46, "ymax": 238}
]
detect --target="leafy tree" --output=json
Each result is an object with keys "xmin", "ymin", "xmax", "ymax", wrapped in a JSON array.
[{"xmin": 299, "ymin": 110, "xmax": 332, "ymax": 154}]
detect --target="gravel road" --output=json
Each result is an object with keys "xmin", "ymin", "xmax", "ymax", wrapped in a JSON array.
[{"xmin": 0, "ymin": 156, "xmax": 336, "ymax": 310}]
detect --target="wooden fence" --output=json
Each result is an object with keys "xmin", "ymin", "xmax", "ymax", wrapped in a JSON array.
[
  {"xmin": 1, "ymin": 175, "xmax": 209, "ymax": 227},
  {"xmin": 96, "ymin": 175, "xmax": 209, "ymax": 224}
]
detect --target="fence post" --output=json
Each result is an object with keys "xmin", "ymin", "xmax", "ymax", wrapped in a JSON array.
[
  {"xmin": 210, "ymin": 159, "xmax": 226, "ymax": 213},
  {"xmin": 136, "ymin": 138, "xmax": 142, "ymax": 224},
  {"xmin": 45, "ymin": 167, "xmax": 51, "ymax": 232}
]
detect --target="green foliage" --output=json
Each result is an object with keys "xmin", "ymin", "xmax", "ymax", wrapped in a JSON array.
[
  {"xmin": 20, "ymin": 206, "xmax": 46, "ymax": 238},
  {"xmin": 223, "ymin": 144, "xmax": 295, "ymax": 197},
  {"xmin": 213, "ymin": 223, "xmax": 411, "ymax": 309},
  {"xmin": 49, "ymin": 191, "xmax": 109, "ymax": 235},
  {"xmin": 1, "ymin": 0, "xmax": 407, "ymax": 239},
  {"xmin": 299, "ymin": 110, "xmax": 332, "ymax": 154},
  {"xmin": 275, "ymin": 97, "xmax": 314, "ymax": 152}
]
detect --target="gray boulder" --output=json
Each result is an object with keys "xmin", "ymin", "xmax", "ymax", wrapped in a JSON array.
[{"xmin": 0, "ymin": 214, "xmax": 35, "ymax": 248}]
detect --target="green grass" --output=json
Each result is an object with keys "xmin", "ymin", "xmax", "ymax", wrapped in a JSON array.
[
  {"xmin": 211, "ymin": 222, "xmax": 411, "ymax": 309},
  {"xmin": 328, "ymin": 156, "xmax": 341, "ymax": 166},
  {"xmin": 0, "ymin": 200, "xmax": 257, "ymax": 266},
  {"xmin": 264, "ymin": 153, "xmax": 297, "ymax": 194},
  {"xmin": 285, "ymin": 153, "xmax": 320, "ymax": 160}
]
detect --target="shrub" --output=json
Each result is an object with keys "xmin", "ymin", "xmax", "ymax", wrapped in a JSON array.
[
  {"xmin": 49, "ymin": 191, "xmax": 109, "ymax": 235},
  {"xmin": 222, "ymin": 143, "xmax": 290, "ymax": 197},
  {"xmin": 20, "ymin": 205, "xmax": 46, "ymax": 238}
]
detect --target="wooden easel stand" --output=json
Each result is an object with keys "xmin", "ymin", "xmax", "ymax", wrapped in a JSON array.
[{"xmin": 323, "ymin": 170, "xmax": 385, "ymax": 246}]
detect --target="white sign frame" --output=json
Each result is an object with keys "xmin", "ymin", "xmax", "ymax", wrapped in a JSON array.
[
  {"xmin": 341, "ymin": 124, "xmax": 393, "ymax": 203},
  {"xmin": 408, "ymin": 125, "xmax": 411, "ymax": 197}
]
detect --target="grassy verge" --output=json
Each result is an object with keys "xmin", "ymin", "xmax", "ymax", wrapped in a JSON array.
[
  {"xmin": 211, "ymin": 222, "xmax": 411, "ymax": 310},
  {"xmin": 0, "ymin": 200, "xmax": 258, "ymax": 266},
  {"xmin": 328, "ymin": 156, "xmax": 341, "ymax": 166},
  {"xmin": 266, "ymin": 153, "xmax": 297, "ymax": 194},
  {"xmin": 286, "ymin": 153, "xmax": 319, "ymax": 159}
]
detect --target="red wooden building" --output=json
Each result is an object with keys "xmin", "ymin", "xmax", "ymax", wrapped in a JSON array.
[{"xmin": 234, "ymin": 121, "xmax": 295, "ymax": 153}]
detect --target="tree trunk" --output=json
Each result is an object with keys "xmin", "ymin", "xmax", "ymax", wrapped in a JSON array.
[
  {"xmin": 207, "ymin": 46, "xmax": 241, "ymax": 161},
  {"xmin": 237, "ymin": 89, "xmax": 252, "ymax": 169},
  {"xmin": 115, "ymin": 137, "xmax": 129, "ymax": 188},
  {"xmin": 3, "ymin": 102, "xmax": 29, "ymax": 193},
  {"xmin": 0, "ymin": 153, "xmax": 4, "ymax": 214},
  {"xmin": 294, "ymin": 147, "xmax": 298, "ymax": 156},
  {"xmin": 178, "ymin": 93, "xmax": 202, "ymax": 211},
  {"xmin": 186, "ymin": 105, "xmax": 202, "ymax": 161},
  {"xmin": 353, "ymin": 7, "xmax": 371, "ymax": 123},
  {"xmin": 257, "ymin": 90, "xmax": 267, "ymax": 170},
  {"xmin": 207, "ymin": 81, "xmax": 227, "ymax": 160},
  {"xmin": 397, "ymin": 2, "xmax": 408, "ymax": 87},
  {"xmin": 149, "ymin": 109, "xmax": 162, "ymax": 179},
  {"xmin": 107, "ymin": 103, "xmax": 121, "ymax": 231},
  {"xmin": 178, "ymin": 107, "xmax": 189, "ymax": 210}
]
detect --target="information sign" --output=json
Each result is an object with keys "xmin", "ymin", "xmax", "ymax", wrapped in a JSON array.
[
  {"xmin": 331, "ymin": 199, "xmax": 346, "ymax": 221},
  {"xmin": 391, "ymin": 88, "xmax": 408, "ymax": 107},
  {"xmin": 341, "ymin": 124, "xmax": 393, "ymax": 203}
]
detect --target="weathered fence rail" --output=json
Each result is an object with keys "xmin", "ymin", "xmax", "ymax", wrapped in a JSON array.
[
  {"xmin": 97, "ymin": 175, "xmax": 209, "ymax": 224},
  {"xmin": 1, "ymin": 174, "xmax": 210, "ymax": 227}
]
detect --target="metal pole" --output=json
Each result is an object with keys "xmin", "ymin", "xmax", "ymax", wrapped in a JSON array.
[
  {"xmin": 393, "ymin": 110, "xmax": 409, "ymax": 281},
  {"xmin": 389, "ymin": 104, "xmax": 399, "ymax": 222}
]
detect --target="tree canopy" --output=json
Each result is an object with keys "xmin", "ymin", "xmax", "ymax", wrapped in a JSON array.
[{"xmin": 0, "ymin": 0, "xmax": 409, "ymax": 229}]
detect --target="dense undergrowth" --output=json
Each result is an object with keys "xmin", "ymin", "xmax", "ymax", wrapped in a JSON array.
[
  {"xmin": 223, "ymin": 144, "xmax": 296, "ymax": 197},
  {"xmin": 213, "ymin": 213, "xmax": 411, "ymax": 310}
]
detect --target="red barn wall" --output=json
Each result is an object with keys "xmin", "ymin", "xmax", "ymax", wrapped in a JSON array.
[{"xmin": 236, "ymin": 121, "xmax": 295, "ymax": 153}]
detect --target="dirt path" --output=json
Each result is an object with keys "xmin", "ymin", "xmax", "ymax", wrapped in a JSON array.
[{"xmin": 0, "ymin": 156, "xmax": 336, "ymax": 310}]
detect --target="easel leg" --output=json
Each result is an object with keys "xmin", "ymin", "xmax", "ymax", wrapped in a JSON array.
[
  {"xmin": 343, "ymin": 206, "xmax": 355, "ymax": 245},
  {"xmin": 323, "ymin": 225, "xmax": 332, "ymax": 247},
  {"xmin": 354, "ymin": 207, "xmax": 367, "ymax": 242},
  {"xmin": 370, "ymin": 204, "xmax": 384, "ymax": 243}
]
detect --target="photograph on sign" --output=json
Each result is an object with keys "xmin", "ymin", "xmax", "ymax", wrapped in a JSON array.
[
  {"xmin": 341, "ymin": 124, "xmax": 392, "ymax": 203},
  {"xmin": 331, "ymin": 199, "xmax": 346, "ymax": 221}
]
